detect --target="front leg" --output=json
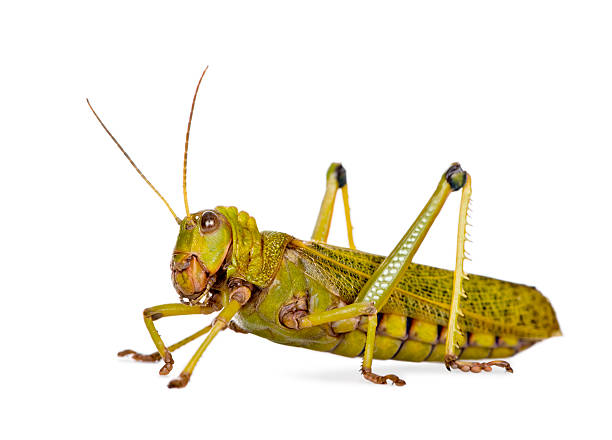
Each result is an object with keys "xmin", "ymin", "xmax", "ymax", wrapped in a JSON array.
[
  {"xmin": 168, "ymin": 285, "xmax": 251, "ymax": 388},
  {"xmin": 284, "ymin": 301, "xmax": 405, "ymax": 386},
  {"xmin": 118, "ymin": 325, "xmax": 213, "ymax": 362},
  {"xmin": 118, "ymin": 303, "xmax": 219, "ymax": 375}
]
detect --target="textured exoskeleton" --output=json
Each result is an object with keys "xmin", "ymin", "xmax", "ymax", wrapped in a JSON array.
[{"xmin": 88, "ymin": 68, "xmax": 560, "ymax": 388}]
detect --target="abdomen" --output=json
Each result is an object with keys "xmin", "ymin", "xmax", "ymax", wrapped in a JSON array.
[
  {"xmin": 237, "ymin": 250, "xmax": 553, "ymax": 362},
  {"xmin": 330, "ymin": 313, "xmax": 538, "ymax": 362}
]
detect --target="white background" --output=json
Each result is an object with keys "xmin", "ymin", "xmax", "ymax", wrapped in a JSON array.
[{"xmin": 2, "ymin": 1, "xmax": 610, "ymax": 438}]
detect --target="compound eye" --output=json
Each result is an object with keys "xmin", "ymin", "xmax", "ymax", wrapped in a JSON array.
[{"xmin": 199, "ymin": 211, "xmax": 219, "ymax": 234}]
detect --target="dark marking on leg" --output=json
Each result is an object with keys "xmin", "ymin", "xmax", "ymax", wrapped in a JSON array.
[
  {"xmin": 335, "ymin": 164, "xmax": 347, "ymax": 188},
  {"xmin": 445, "ymin": 163, "xmax": 467, "ymax": 191}
]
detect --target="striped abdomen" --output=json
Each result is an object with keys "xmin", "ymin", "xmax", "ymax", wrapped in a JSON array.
[{"xmin": 330, "ymin": 313, "xmax": 538, "ymax": 362}]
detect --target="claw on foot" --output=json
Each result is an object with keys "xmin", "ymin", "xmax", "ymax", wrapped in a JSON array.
[
  {"xmin": 159, "ymin": 352, "xmax": 174, "ymax": 376},
  {"xmin": 168, "ymin": 372, "xmax": 191, "ymax": 389},
  {"xmin": 361, "ymin": 368, "xmax": 406, "ymax": 386},
  {"xmin": 117, "ymin": 349, "xmax": 161, "ymax": 362},
  {"xmin": 444, "ymin": 354, "xmax": 513, "ymax": 374},
  {"xmin": 118, "ymin": 349, "xmax": 173, "ymax": 374}
]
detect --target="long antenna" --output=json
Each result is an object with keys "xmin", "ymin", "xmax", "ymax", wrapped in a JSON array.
[
  {"xmin": 183, "ymin": 66, "xmax": 209, "ymax": 219},
  {"xmin": 87, "ymin": 98, "xmax": 181, "ymax": 224}
]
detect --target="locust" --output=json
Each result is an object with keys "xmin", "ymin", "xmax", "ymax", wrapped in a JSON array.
[{"xmin": 88, "ymin": 67, "xmax": 561, "ymax": 388}]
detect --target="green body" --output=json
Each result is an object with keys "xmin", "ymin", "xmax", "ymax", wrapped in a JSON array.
[
  {"xmin": 219, "ymin": 207, "xmax": 560, "ymax": 362},
  {"xmin": 91, "ymin": 72, "xmax": 558, "ymax": 386}
]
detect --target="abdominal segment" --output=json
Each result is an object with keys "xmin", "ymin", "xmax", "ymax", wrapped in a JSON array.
[{"xmin": 330, "ymin": 313, "xmax": 538, "ymax": 362}]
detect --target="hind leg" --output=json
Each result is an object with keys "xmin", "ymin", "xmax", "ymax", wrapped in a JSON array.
[
  {"xmin": 445, "ymin": 357, "xmax": 513, "ymax": 373},
  {"xmin": 443, "ymin": 173, "xmax": 513, "ymax": 374},
  {"xmin": 356, "ymin": 164, "xmax": 468, "ymax": 385},
  {"xmin": 311, "ymin": 162, "xmax": 356, "ymax": 248}
]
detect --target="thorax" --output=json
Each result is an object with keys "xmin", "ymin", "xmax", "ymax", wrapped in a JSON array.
[{"xmin": 234, "ymin": 249, "xmax": 346, "ymax": 352}]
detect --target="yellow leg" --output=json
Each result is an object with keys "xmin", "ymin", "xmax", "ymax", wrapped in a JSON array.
[
  {"xmin": 309, "ymin": 164, "xmax": 508, "ymax": 384},
  {"xmin": 443, "ymin": 174, "xmax": 512, "ymax": 374},
  {"xmin": 286, "ymin": 299, "xmax": 404, "ymax": 385},
  {"xmin": 118, "ymin": 325, "xmax": 212, "ymax": 362},
  {"xmin": 355, "ymin": 163, "xmax": 466, "ymax": 384},
  {"xmin": 445, "ymin": 174, "xmax": 472, "ymax": 361},
  {"xmin": 361, "ymin": 314, "xmax": 405, "ymax": 386},
  {"xmin": 167, "ymin": 299, "xmax": 243, "ymax": 388},
  {"xmin": 297, "ymin": 302, "xmax": 376, "ymax": 328},
  {"xmin": 167, "ymin": 285, "xmax": 251, "ymax": 388},
  {"xmin": 341, "ymin": 185, "xmax": 356, "ymax": 249},
  {"xmin": 118, "ymin": 303, "xmax": 219, "ymax": 376},
  {"xmin": 311, "ymin": 162, "xmax": 356, "ymax": 249}
]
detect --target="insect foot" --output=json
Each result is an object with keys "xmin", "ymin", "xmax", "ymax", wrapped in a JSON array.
[
  {"xmin": 117, "ymin": 348, "xmax": 173, "ymax": 374},
  {"xmin": 159, "ymin": 352, "xmax": 175, "ymax": 375},
  {"xmin": 117, "ymin": 349, "xmax": 161, "ymax": 362},
  {"xmin": 444, "ymin": 354, "xmax": 513, "ymax": 373},
  {"xmin": 361, "ymin": 368, "xmax": 406, "ymax": 386},
  {"xmin": 167, "ymin": 372, "xmax": 191, "ymax": 389}
]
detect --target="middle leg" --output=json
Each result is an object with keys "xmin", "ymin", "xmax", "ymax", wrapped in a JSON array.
[{"xmin": 286, "ymin": 300, "xmax": 406, "ymax": 386}]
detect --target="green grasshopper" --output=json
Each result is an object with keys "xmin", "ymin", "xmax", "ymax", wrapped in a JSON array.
[{"xmin": 88, "ymin": 68, "xmax": 560, "ymax": 388}]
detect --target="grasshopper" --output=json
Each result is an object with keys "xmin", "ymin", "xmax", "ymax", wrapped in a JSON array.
[{"xmin": 88, "ymin": 68, "xmax": 560, "ymax": 388}]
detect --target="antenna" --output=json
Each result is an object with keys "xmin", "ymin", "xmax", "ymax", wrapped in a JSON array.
[
  {"xmin": 87, "ymin": 98, "xmax": 181, "ymax": 224},
  {"xmin": 183, "ymin": 66, "xmax": 209, "ymax": 219}
]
